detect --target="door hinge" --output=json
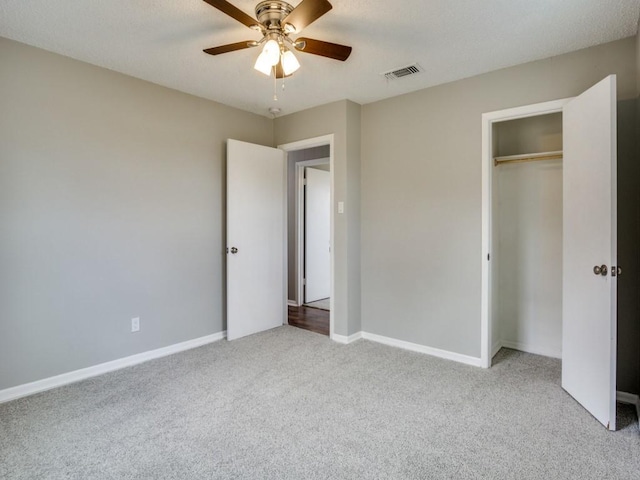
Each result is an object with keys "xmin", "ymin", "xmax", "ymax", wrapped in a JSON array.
[
  {"xmin": 487, "ymin": 253, "xmax": 490, "ymax": 261},
  {"xmin": 303, "ymin": 278, "xmax": 306, "ymax": 286},
  {"xmin": 303, "ymin": 178, "xmax": 307, "ymax": 186}
]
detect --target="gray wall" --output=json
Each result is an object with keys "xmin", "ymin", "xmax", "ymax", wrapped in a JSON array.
[
  {"xmin": 286, "ymin": 145, "xmax": 330, "ymax": 302},
  {"xmin": 361, "ymin": 37, "xmax": 637, "ymax": 358},
  {"xmin": 275, "ymin": 101, "xmax": 362, "ymax": 336},
  {"xmin": 0, "ymin": 38, "xmax": 273, "ymax": 390},
  {"xmin": 637, "ymin": 20, "xmax": 640, "ymax": 93},
  {"xmin": 496, "ymin": 114, "xmax": 563, "ymax": 156},
  {"xmin": 617, "ymin": 98, "xmax": 639, "ymax": 394}
]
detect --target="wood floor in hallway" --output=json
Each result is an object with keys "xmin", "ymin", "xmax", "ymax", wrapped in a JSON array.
[{"xmin": 288, "ymin": 305, "xmax": 329, "ymax": 336}]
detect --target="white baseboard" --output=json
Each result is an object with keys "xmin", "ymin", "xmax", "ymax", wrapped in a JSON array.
[
  {"xmin": 617, "ymin": 391, "xmax": 639, "ymax": 406},
  {"xmin": 361, "ymin": 332, "xmax": 482, "ymax": 367},
  {"xmin": 501, "ymin": 340, "xmax": 561, "ymax": 359},
  {"xmin": 0, "ymin": 331, "xmax": 226, "ymax": 404},
  {"xmin": 616, "ymin": 391, "xmax": 640, "ymax": 425},
  {"xmin": 287, "ymin": 300, "xmax": 299, "ymax": 307},
  {"xmin": 331, "ymin": 331, "xmax": 363, "ymax": 344},
  {"xmin": 491, "ymin": 341, "xmax": 502, "ymax": 358}
]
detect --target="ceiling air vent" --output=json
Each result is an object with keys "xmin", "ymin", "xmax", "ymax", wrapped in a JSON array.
[{"xmin": 382, "ymin": 63, "xmax": 424, "ymax": 80}]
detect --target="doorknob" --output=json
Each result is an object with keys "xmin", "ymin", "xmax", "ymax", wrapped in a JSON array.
[
  {"xmin": 593, "ymin": 265, "xmax": 607, "ymax": 276},
  {"xmin": 230, "ymin": 247, "xmax": 238, "ymax": 254}
]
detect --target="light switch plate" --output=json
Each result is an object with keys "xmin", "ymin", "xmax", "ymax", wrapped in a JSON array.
[{"xmin": 338, "ymin": 201, "xmax": 344, "ymax": 214}]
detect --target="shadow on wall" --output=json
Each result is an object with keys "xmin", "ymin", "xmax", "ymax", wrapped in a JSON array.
[{"xmin": 616, "ymin": 98, "xmax": 640, "ymax": 395}]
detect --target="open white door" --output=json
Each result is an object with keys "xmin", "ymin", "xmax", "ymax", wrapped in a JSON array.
[
  {"xmin": 562, "ymin": 75, "xmax": 617, "ymax": 430},
  {"xmin": 304, "ymin": 167, "xmax": 331, "ymax": 303},
  {"xmin": 227, "ymin": 139, "xmax": 285, "ymax": 341}
]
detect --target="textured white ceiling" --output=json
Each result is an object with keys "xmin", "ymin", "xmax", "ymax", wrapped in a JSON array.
[{"xmin": 1, "ymin": 1, "xmax": 639, "ymax": 116}]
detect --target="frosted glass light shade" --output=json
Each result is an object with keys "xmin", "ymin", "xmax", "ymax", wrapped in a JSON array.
[
  {"xmin": 263, "ymin": 39, "xmax": 280, "ymax": 66},
  {"xmin": 281, "ymin": 50, "xmax": 300, "ymax": 76},
  {"xmin": 254, "ymin": 51, "xmax": 272, "ymax": 76}
]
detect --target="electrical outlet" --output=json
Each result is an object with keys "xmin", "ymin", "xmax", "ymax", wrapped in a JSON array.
[{"xmin": 131, "ymin": 317, "xmax": 140, "ymax": 333}]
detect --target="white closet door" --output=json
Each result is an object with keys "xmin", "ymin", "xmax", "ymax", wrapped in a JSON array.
[
  {"xmin": 562, "ymin": 75, "xmax": 617, "ymax": 430},
  {"xmin": 227, "ymin": 139, "xmax": 285, "ymax": 341}
]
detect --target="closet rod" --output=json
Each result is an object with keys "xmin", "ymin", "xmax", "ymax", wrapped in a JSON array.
[{"xmin": 494, "ymin": 150, "xmax": 563, "ymax": 166}]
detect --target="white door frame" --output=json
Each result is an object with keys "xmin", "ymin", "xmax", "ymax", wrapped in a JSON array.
[
  {"xmin": 279, "ymin": 135, "xmax": 335, "ymax": 338},
  {"xmin": 296, "ymin": 158, "xmax": 331, "ymax": 305},
  {"xmin": 480, "ymin": 98, "xmax": 572, "ymax": 368}
]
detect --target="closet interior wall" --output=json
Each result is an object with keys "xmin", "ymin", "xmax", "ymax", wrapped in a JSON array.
[{"xmin": 492, "ymin": 113, "xmax": 564, "ymax": 359}]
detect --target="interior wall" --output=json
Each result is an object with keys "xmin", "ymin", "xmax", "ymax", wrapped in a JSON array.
[
  {"xmin": 275, "ymin": 100, "xmax": 362, "ymax": 337},
  {"xmin": 346, "ymin": 101, "xmax": 362, "ymax": 335},
  {"xmin": 496, "ymin": 114, "xmax": 563, "ymax": 155},
  {"xmin": 636, "ymin": 20, "xmax": 640, "ymax": 394},
  {"xmin": 494, "ymin": 114, "xmax": 563, "ymax": 358},
  {"xmin": 637, "ymin": 19, "xmax": 640, "ymax": 93},
  {"xmin": 0, "ymin": 38, "xmax": 273, "ymax": 390},
  {"xmin": 617, "ymin": 98, "xmax": 640, "ymax": 394},
  {"xmin": 615, "ymin": 19, "xmax": 640, "ymax": 394},
  {"xmin": 617, "ymin": 16, "xmax": 640, "ymax": 394},
  {"xmin": 361, "ymin": 37, "xmax": 637, "ymax": 358},
  {"xmin": 286, "ymin": 145, "xmax": 330, "ymax": 302}
]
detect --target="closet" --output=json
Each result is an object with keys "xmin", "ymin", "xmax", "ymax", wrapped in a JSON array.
[
  {"xmin": 491, "ymin": 113, "xmax": 564, "ymax": 359},
  {"xmin": 482, "ymin": 76, "xmax": 618, "ymax": 430}
]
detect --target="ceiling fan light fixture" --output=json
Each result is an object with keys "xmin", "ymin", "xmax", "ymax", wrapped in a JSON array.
[
  {"xmin": 262, "ymin": 39, "xmax": 281, "ymax": 66},
  {"xmin": 202, "ymin": 0, "xmax": 352, "ymax": 83},
  {"xmin": 281, "ymin": 49, "xmax": 300, "ymax": 75},
  {"xmin": 254, "ymin": 51, "xmax": 273, "ymax": 76}
]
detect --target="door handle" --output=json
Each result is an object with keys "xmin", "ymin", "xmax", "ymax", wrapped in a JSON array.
[
  {"xmin": 612, "ymin": 266, "xmax": 622, "ymax": 277},
  {"xmin": 230, "ymin": 247, "xmax": 238, "ymax": 254},
  {"xmin": 593, "ymin": 265, "xmax": 607, "ymax": 276}
]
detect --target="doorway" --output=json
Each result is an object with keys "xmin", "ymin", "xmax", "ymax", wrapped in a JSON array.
[
  {"xmin": 482, "ymin": 98, "xmax": 570, "ymax": 367},
  {"xmin": 279, "ymin": 135, "xmax": 335, "ymax": 337},
  {"xmin": 301, "ymin": 162, "xmax": 331, "ymax": 310},
  {"xmin": 490, "ymin": 112, "xmax": 564, "ymax": 360}
]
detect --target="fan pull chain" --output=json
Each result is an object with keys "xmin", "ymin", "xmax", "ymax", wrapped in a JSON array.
[{"xmin": 273, "ymin": 65, "xmax": 278, "ymax": 101}]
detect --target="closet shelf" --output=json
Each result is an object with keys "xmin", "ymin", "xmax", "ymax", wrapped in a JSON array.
[{"xmin": 494, "ymin": 150, "xmax": 563, "ymax": 166}]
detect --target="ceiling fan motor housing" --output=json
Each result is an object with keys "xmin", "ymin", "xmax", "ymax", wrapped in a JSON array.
[{"xmin": 255, "ymin": 1, "xmax": 294, "ymax": 30}]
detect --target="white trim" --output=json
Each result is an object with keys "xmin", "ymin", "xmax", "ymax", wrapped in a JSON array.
[
  {"xmin": 616, "ymin": 391, "xmax": 640, "ymax": 426},
  {"xmin": 295, "ymin": 158, "xmax": 330, "ymax": 306},
  {"xmin": 501, "ymin": 341, "xmax": 562, "ymax": 359},
  {"xmin": 0, "ymin": 331, "xmax": 226, "ymax": 404},
  {"xmin": 362, "ymin": 332, "xmax": 482, "ymax": 367},
  {"xmin": 287, "ymin": 300, "xmax": 299, "ymax": 307},
  {"xmin": 279, "ymin": 134, "xmax": 335, "ymax": 340},
  {"xmin": 331, "ymin": 331, "xmax": 362, "ymax": 344},
  {"xmin": 480, "ymin": 98, "xmax": 572, "ymax": 369},
  {"xmin": 278, "ymin": 135, "xmax": 334, "ymax": 151},
  {"xmin": 617, "ymin": 391, "xmax": 639, "ymax": 405}
]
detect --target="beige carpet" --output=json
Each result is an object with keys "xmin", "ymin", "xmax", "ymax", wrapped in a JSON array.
[{"xmin": 1, "ymin": 326, "xmax": 639, "ymax": 479}]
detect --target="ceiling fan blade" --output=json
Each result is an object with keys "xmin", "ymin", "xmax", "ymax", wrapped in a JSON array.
[
  {"xmin": 294, "ymin": 37, "xmax": 352, "ymax": 61},
  {"xmin": 202, "ymin": 0, "xmax": 261, "ymax": 30},
  {"xmin": 203, "ymin": 41, "xmax": 256, "ymax": 56},
  {"xmin": 281, "ymin": 0, "xmax": 332, "ymax": 33}
]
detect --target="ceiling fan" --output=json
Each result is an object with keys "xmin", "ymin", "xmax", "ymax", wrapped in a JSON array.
[{"xmin": 202, "ymin": 0, "xmax": 352, "ymax": 78}]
